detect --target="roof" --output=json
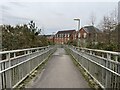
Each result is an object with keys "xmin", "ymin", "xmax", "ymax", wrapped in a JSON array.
[
  {"xmin": 82, "ymin": 26, "xmax": 101, "ymax": 33},
  {"xmin": 56, "ymin": 30, "xmax": 76, "ymax": 34},
  {"xmin": 45, "ymin": 35, "xmax": 54, "ymax": 38},
  {"xmin": 45, "ymin": 35, "xmax": 52, "ymax": 37}
]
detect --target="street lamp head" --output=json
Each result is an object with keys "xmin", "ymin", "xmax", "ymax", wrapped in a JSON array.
[{"xmin": 74, "ymin": 18, "xmax": 80, "ymax": 21}]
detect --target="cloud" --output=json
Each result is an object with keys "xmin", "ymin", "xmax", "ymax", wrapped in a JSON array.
[
  {"xmin": 0, "ymin": 1, "xmax": 118, "ymax": 35},
  {"xmin": 0, "ymin": 0, "xmax": 119, "ymax": 2},
  {"xmin": 0, "ymin": 3, "xmax": 31, "ymax": 25},
  {"xmin": 9, "ymin": 2, "xmax": 26, "ymax": 7},
  {"xmin": 2, "ymin": 14, "xmax": 31, "ymax": 25},
  {"xmin": 52, "ymin": 11, "xmax": 64, "ymax": 16},
  {"xmin": 0, "ymin": 5, "xmax": 10, "ymax": 13},
  {"xmin": 1, "ymin": 5, "xmax": 10, "ymax": 11}
]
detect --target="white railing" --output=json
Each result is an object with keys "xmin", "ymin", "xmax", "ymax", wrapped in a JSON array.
[
  {"xmin": 66, "ymin": 45, "xmax": 120, "ymax": 89},
  {"xmin": 0, "ymin": 45, "xmax": 56, "ymax": 89}
]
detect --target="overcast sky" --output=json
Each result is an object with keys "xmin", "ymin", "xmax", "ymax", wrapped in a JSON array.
[{"xmin": 0, "ymin": 0, "xmax": 119, "ymax": 34}]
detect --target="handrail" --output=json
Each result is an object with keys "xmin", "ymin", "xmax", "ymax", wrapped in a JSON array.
[
  {"xmin": 72, "ymin": 46, "xmax": 120, "ymax": 55},
  {"xmin": 0, "ymin": 46, "xmax": 49, "ymax": 55}
]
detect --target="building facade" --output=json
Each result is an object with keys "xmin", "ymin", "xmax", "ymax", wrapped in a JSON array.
[
  {"xmin": 54, "ymin": 30, "xmax": 76, "ymax": 44},
  {"xmin": 46, "ymin": 26, "xmax": 101, "ymax": 47},
  {"xmin": 77, "ymin": 26, "xmax": 101, "ymax": 47}
]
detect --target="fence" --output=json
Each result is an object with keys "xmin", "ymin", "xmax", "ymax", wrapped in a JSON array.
[
  {"xmin": 66, "ymin": 45, "xmax": 120, "ymax": 89},
  {"xmin": 0, "ymin": 45, "xmax": 56, "ymax": 89}
]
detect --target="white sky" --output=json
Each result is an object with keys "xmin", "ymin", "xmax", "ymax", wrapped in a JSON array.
[{"xmin": 0, "ymin": 0, "xmax": 119, "ymax": 34}]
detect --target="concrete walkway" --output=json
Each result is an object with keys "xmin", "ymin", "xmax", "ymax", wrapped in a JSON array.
[{"xmin": 28, "ymin": 48, "xmax": 91, "ymax": 88}]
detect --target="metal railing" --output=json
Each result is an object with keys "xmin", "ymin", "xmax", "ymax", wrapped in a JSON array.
[
  {"xmin": 0, "ymin": 45, "xmax": 56, "ymax": 89},
  {"xmin": 66, "ymin": 45, "xmax": 120, "ymax": 89}
]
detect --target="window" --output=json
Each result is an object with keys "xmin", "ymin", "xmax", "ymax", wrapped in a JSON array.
[
  {"xmin": 62, "ymin": 34, "xmax": 63, "ymax": 38},
  {"xmin": 78, "ymin": 33, "xmax": 81, "ymax": 38},
  {"xmin": 84, "ymin": 33, "xmax": 87, "ymax": 38},
  {"xmin": 57, "ymin": 34, "xmax": 58, "ymax": 37},
  {"xmin": 64, "ymin": 34, "xmax": 66, "ymax": 37},
  {"xmin": 59, "ymin": 34, "xmax": 61, "ymax": 37},
  {"xmin": 68, "ymin": 34, "xmax": 69, "ymax": 37},
  {"xmin": 75, "ymin": 34, "xmax": 76, "ymax": 39}
]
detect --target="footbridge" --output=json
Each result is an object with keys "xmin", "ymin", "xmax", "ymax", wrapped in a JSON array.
[{"xmin": 0, "ymin": 45, "xmax": 120, "ymax": 89}]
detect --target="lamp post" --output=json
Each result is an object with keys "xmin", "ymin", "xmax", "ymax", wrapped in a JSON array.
[
  {"xmin": 74, "ymin": 18, "xmax": 80, "ymax": 30},
  {"xmin": 74, "ymin": 18, "xmax": 80, "ymax": 47}
]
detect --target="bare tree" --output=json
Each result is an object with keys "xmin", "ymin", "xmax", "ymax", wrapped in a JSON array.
[
  {"xmin": 98, "ymin": 8, "xmax": 117, "ymax": 30},
  {"xmin": 89, "ymin": 12, "xmax": 97, "ymax": 46},
  {"xmin": 98, "ymin": 8, "xmax": 118, "ymax": 47}
]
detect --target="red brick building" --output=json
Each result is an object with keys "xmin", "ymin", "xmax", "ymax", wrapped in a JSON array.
[
  {"xmin": 54, "ymin": 30, "xmax": 76, "ymax": 44},
  {"xmin": 77, "ymin": 26, "xmax": 101, "ymax": 47},
  {"xmin": 46, "ymin": 26, "xmax": 101, "ymax": 46}
]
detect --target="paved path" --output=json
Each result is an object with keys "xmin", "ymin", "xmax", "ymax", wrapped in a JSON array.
[{"xmin": 28, "ymin": 48, "xmax": 90, "ymax": 88}]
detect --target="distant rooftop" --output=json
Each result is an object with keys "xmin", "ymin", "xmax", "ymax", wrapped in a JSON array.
[
  {"xmin": 82, "ymin": 26, "xmax": 101, "ymax": 33},
  {"xmin": 45, "ymin": 35, "xmax": 54, "ymax": 37},
  {"xmin": 56, "ymin": 30, "xmax": 76, "ymax": 34}
]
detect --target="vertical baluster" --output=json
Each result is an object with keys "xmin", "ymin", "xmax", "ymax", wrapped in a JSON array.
[
  {"xmin": 90, "ymin": 51, "xmax": 92, "ymax": 55},
  {"xmin": 6, "ymin": 53, "xmax": 12, "ymax": 88},
  {"xmin": 102, "ymin": 53, "xmax": 104, "ymax": 58},
  {"xmin": 14, "ymin": 53, "xmax": 16, "ymax": 58},
  {"xmin": 0, "ymin": 60, "xmax": 2, "ymax": 89},
  {"xmin": 107, "ymin": 53, "xmax": 111, "ymax": 68},
  {"xmin": 105, "ymin": 53, "xmax": 111, "ymax": 88},
  {"xmin": 115, "ymin": 56, "xmax": 118, "ymax": 62}
]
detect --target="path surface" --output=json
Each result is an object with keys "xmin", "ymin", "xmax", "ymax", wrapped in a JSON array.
[{"xmin": 28, "ymin": 48, "xmax": 90, "ymax": 88}]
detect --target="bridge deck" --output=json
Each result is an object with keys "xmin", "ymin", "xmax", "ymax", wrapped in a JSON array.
[{"xmin": 27, "ymin": 48, "xmax": 90, "ymax": 88}]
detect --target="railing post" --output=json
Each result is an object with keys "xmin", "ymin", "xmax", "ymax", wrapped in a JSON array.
[
  {"xmin": 6, "ymin": 53, "xmax": 11, "ymax": 67},
  {"xmin": 6, "ymin": 53, "xmax": 12, "ymax": 88},
  {"xmin": 14, "ymin": 53, "xmax": 16, "ymax": 58},
  {"xmin": 0, "ymin": 56, "xmax": 2, "ymax": 89},
  {"xmin": 105, "ymin": 53, "xmax": 111, "ymax": 88},
  {"xmin": 102, "ymin": 53, "xmax": 104, "ymax": 58},
  {"xmin": 90, "ymin": 51, "xmax": 92, "ymax": 55},
  {"xmin": 106, "ymin": 53, "xmax": 111, "ymax": 67},
  {"xmin": 27, "ymin": 50, "xmax": 29, "ymax": 54},
  {"xmin": 115, "ymin": 56, "xmax": 118, "ymax": 62}
]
